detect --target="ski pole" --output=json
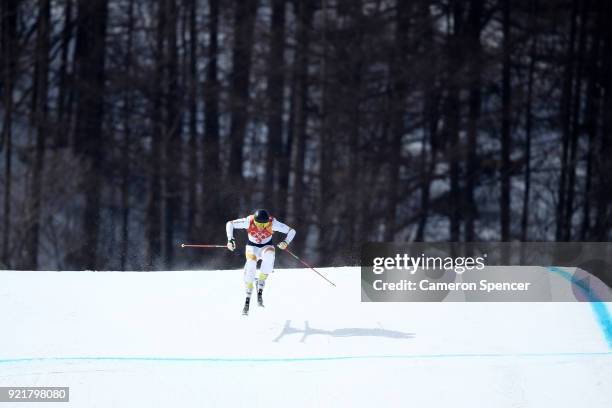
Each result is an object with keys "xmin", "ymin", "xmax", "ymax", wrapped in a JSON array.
[
  {"xmin": 282, "ymin": 248, "xmax": 336, "ymax": 287},
  {"xmin": 180, "ymin": 243, "xmax": 227, "ymax": 248}
]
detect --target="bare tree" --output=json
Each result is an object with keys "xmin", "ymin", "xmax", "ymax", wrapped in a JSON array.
[
  {"xmin": 24, "ymin": 0, "xmax": 51, "ymax": 269},
  {"xmin": 1, "ymin": 0, "xmax": 18, "ymax": 267},
  {"xmin": 290, "ymin": 0, "xmax": 313, "ymax": 252},
  {"xmin": 500, "ymin": 0, "xmax": 512, "ymax": 242},
  {"xmin": 385, "ymin": 0, "xmax": 411, "ymax": 241},
  {"xmin": 228, "ymin": 0, "xmax": 259, "ymax": 181},
  {"xmin": 264, "ymin": 0, "xmax": 287, "ymax": 206},
  {"xmin": 72, "ymin": 0, "xmax": 108, "ymax": 269}
]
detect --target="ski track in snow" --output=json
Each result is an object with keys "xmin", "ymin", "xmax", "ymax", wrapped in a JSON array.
[{"xmin": 1, "ymin": 267, "xmax": 611, "ymax": 407}]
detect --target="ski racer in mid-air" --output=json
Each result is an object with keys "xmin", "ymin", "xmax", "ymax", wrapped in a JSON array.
[{"xmin": 226, "ymin": 209, "xmax": 296, "ymax": 315}]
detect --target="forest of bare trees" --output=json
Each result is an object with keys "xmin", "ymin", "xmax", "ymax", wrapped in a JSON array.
[{"xmin": 1, "ymin": 0, "xmax": 611, "ymax": 270}]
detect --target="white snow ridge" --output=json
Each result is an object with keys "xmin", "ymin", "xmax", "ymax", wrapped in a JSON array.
[{"xmin": 1, "ymin": 267, "xmax": 611, "ymax": 407}]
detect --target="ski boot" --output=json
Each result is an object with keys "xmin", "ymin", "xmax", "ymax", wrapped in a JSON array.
[
  {"xmin": 257, "ymin": 289, "xmax": 264, "ymax": 307},
  {"xmin": 242, "ymin": 297, "xmax": 250, "ymax": 316}
]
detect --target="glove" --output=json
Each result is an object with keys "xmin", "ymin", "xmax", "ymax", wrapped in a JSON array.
[
  {"xmin": 277, "ymin": 241, "xmax": 288, "ymax": 250},
  {"xmin": 227, "ymin": 238, "xmax": 236, "ymax": 251}
]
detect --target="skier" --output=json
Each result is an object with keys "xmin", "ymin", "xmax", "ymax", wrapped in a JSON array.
[{"xmin": 226, "ymin": 209, "xmax": 296, "ymax": 315}]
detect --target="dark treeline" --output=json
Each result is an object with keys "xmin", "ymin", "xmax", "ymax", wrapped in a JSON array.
[{"xmin": 1, "ymin": 0, "xmax": 611, "ymax": 270}]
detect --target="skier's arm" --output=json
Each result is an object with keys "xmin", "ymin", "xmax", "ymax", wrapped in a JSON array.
[
  {"xmin": 226, "ymin": 217, "xmax": 249, "ymax": 251},
  {"xmin": 226, "ymin": 217, "xmax": 249, "ymax": 239},
  {"xmin": 272, "ymin": 219, "xmax": 296, "ymax": 249}
]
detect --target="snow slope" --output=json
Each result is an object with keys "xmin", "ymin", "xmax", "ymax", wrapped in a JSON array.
[{"xmin": 1, "ymin": 267, "xmax": 610, "ymax": 407}]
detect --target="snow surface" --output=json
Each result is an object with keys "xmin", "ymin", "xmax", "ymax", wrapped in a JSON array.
[{"xmin": 1, "ymin": 267, "xmax": 611, "ymax": 407}]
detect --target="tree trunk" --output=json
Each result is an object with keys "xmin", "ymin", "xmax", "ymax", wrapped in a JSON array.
[
  {"xmin": 291, "ymin": 0, "xmax": 313, "ymax": 250},
  {"xmin": 1, "ymin": 0, "xmax": 18, "ymax": 268},
  {"xmin": 521, "ymin": 15, "xmax": 537, "ymax": 242},
  {"xmin": 163, "ymin": 0, "xmax": 181, "ymax": 268},
  {"xmin": 564, "ymin": 0, "xmax": 589, "ymax": 240},
  {"xmin": 146, "ymin": 0, "xmax": 166, "ymax": 268},
  {"xmin": 73, "ymin": 0, "xmax": 108, "ymax": 269},
  {"xmin": 202, "ymin": 0, "xmax": 221, "ymax": 241},
  {"xmin": 594, "ymin": 0, "xmax": 612, "ymax": 240},
  {"xmin": 56, "ymin": 0, "xmax": 73, "ymax": 148},
  {"xmin": 264, "ymin": 0, "xmax": 286, "ymax": 204},
  {"xmin": 25, "ymin": 0, "xmax": 50, "ymax": 269},
  {"xmin": 464, "ymin": 0, "xmax": 482, "ymax": 242},
  {"xmin": 120, "ymin": 0, "xmax": 135, "ymax": 270},
  {"xmin": 500, "ymin": 0, "xmax": 512, "ymax": 242},
  {"xmin": 346, "ymin": 2, "xmax": 363, "ymax": 254},
  {"xmin": 317, "ymin": 0, "xmax": 332, "ymax": 261},
  {"xmin": 415, "ymin": 1, "xmax": 439, "ymax": 242},
  {"xmin": 447, "ymin": 0, "xmax": 464, "ymax": 242},
  {"xmin": 187, "ymin": 0, "xmax": 198, "ymax": 246},
  {"xmin": 581, "ymin": 0, "xmax": 603, "ymax": 239},
  {"xmin": 278, "ymin": 40, "xmax": 296, "ymax": 221},
  {"xmin": 228, "ymin": 0, "xmax": 258, "ymax": 182},
  {"xmin": 555, "ymin": 0, "xmax": 578, "ymax": 241},
  {"xmin": 384, "ymin": 0, "xmax": 410, "ymax": 242}
]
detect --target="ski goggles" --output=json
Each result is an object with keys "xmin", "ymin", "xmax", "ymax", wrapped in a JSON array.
[{"xmin": 254, "ymin": 220, "xmax": 270, "ymax": 229}]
